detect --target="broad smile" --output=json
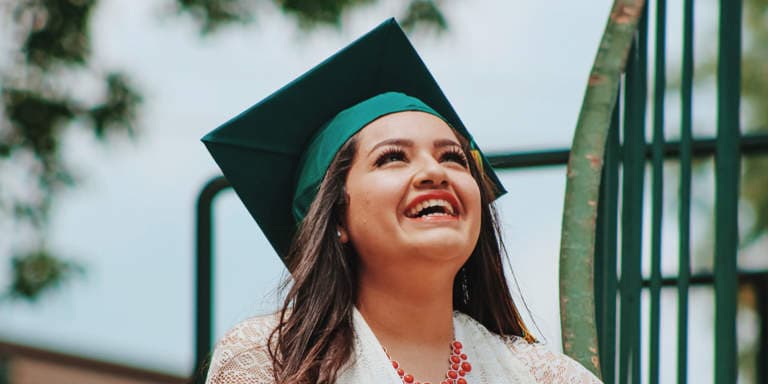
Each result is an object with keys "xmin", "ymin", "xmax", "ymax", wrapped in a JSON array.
[{"xmin": 404, "ymin": 191, "xmax": 460, "ymax": 221}]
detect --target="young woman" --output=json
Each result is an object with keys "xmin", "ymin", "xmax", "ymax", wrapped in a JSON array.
[{"xmin": 203, "ymin": 20, "xmax": 602, "ymax": 384}]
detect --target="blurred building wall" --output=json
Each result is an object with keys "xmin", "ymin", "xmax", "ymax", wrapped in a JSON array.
[{"xmin": 0, "ymin": 341, "xmax": 187, "ymax": 384}]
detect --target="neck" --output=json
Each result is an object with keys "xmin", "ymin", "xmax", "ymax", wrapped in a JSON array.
[
  {"xmin": 356, "ymin": 262, "xmax": 458, "ymax": 348},
  {"xmin": 355, "ymin": 259, "xmax": 464, "ymax": 383}
]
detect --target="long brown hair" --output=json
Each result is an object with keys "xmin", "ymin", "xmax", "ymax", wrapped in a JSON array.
[{"xmin": 268, "ymin": 131, "xmax": 534, "ymax": 384}]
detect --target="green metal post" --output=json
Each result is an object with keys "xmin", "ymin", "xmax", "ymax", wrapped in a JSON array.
[
  {"xmin": 757, "ymin": 276, "xmax": 768, "ymax": 384},
  {"xmin": 595, "ymin": 97, "xmax": 620, "ymax": 384},
  {"xmin": 714, "ymin": 0, "xmax": 742, "ymax": 382},
  {"xmin": 194, "ymin": 176, "xmax": 230, "ymax": 381},
  {"xmin": 649, "ymin": 1, "xmax": 666, "ymax": 382},
  {"xmin": 618, "ymin": 8, "xmax": 647, "ymax": 384},
  {"xmin": 0, "ymin": 355, "xmax": 8, "ymax": 384},
  {"xmin": 677, "ymin": 0, "xmax": 694, "ymax": 383}
]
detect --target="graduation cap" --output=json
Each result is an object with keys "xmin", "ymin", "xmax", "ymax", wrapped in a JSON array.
[{"xmin": 202, "ymin": 18, "xmax": 506, "ymax": 260}]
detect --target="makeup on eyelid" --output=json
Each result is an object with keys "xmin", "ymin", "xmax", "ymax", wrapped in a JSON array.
[{"xmin": 371, "ymin": 145, "xmax": 469, "ymax": 168}]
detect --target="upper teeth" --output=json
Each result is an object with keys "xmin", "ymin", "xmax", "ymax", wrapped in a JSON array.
[{"xmin": 408, "ymin": 199, "xmax": 455, "ymax": 217}]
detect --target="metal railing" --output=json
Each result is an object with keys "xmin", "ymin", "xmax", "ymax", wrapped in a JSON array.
[{"xmin": 592, "ymin": 0, "xmax": 767, "ymax": 383}]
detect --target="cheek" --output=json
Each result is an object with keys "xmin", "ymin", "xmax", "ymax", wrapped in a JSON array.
[
  {"xmin": 460, "ymin": 177, "xmax": 483, "ymax": 232},
  {"xmin": 457, "ymin": 175, "xmax": 482, "ymax": 211},
  {"xmin": 345, "ymin": 174, "xmax": 400, "ymax": 231},
  {"xmin": 348, "ymin": 192, "xmax": 374, "ymax": 227}
]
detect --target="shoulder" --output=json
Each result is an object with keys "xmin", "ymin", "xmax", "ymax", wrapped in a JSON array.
[
  {"xmin": 451, "ymin": 312, "xmax": 602, "ymax": 383},
  {"xmin": 501, "ymin": 336, "xmax": 603, "ymax": 384},
  {"xmin": 205, "ymin": 314, "xmax": 280, "ymax": 384}
]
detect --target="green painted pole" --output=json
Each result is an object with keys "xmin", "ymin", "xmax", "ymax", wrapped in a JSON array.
[
  {"xmin": 559, "ymin": 0, "xmax": 646, "ymax": 377},
  {"xmin": 649, "ymin": 1, "xmax": 665, "ymax": 382},
  {"xmin": 677, "ymin": 0, "xmax": 694, "ymax": 382},
  {"xmin": 618, "ymin": 15, "xmax": 647, "ymax": 382},
  {"xmin": 757, "ymin": 277, "xmax": 768, "ymax": 384},
  {"xmin": 714, "ymin": 0, "xmax": 742, "ymax": 382},
  {"xmin": 594, "ymin": 100, "xmax": 620, "ymax": 384},
  {"xmin": 194, "ymin": 176, "xmax": 230, "ymax": 381}
]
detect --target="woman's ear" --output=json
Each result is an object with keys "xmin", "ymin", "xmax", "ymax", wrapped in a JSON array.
[
  {"xmin": 336, "ymin": 187, "xmax": 350, "ymax": 244},
  {"xmin": 337, "ymin": 227, "xmax": 349, "ymax": 244}
]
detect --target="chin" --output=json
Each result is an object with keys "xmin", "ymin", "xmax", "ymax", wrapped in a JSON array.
[{"xmin": 406, "ymin": 237, "xmax": 475, "ymax": 262}]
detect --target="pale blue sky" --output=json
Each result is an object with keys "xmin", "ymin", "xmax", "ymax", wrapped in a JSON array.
[{"xmin": 0, "ymin": 0, "xmax": 738, "ymax": 382}]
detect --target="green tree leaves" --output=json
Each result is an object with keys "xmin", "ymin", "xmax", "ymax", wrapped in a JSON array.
[
  {"xmin": 8, "ymin": 249, "xmax": 84, "ymax": 301},
  {"xmin": 173, "ymin": 0, "xmax": 447, "ymax": 34},
  {"xmin": 1, "ymin": 0, "xmax": 448, "ymax": 301},
  {"xmin": 2, "ymin": 0, "xmax": 141, "ymax": 300}
]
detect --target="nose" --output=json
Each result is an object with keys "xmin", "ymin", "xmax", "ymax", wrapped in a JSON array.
[{"xmin": 412, "ymin": 156, "xmax": 449, "ymax": 189}]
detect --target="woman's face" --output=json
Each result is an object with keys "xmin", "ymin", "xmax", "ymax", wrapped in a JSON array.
[{"xmin": 343, "ymin": 111, "xmax": 482, "ymax": 271}]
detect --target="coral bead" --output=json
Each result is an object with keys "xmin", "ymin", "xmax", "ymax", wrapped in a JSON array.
[
  {"xmin": 393, "ymin": 361, "xmax": 399, "ymax": 369},
  {"xmin": 450, "ymin": 355, "xmax": 461, "ymax": 364},
  {"xmin": 460, "ymin": 353, "xmax": 467, "ymax": 360},
  {"xmin": 451, "ymin": 363, "xmax": 459, "ymax": 370},
  {"xmin": 404, "ymin": 374, "xmax": 414, "ymax": 383},
  {"xmin": 459, "ymin": 370, "xmax": 466, "ymax": 376},
  {"xmin": 447, "ymin": 371, "xmax": 458, "ymax": 379},
  {"xmin": 457, "ymin": 379, "xmax": 467, "ymax": 384},
  {"xmin": 397, "ymin": 368, "xmax": 405, "ymax": 376},
  {"xmin": 452, "ymin": 341, "xmax": 463, "ymax": 350},
  {"xmin": 461, "ymin": 362, "xmax": 472, "ymax": 372}
]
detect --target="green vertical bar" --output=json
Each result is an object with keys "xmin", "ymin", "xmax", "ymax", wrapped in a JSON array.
[
  {"xmin": 757, "ymin": 277, "xmax": 768, "ymax": 384},
  {"xmin": 596, "ymin": 95, "xmax": 620, "ymax": 384},
  {"xmin": 649, "ymin": 0, "xmax": 666, "ymax": 383},
  {"xmin": 619, "ymin": 8, "xmax": 647, "ymax": 384},
  {"xmin": 715, "ymin": 0, "xmax": 741, "ymax": 382},
  {"xmin": 677, "ymin": 0, "xmax": 694, "ymax": 383},
  {"xmin": 595, "ymin": 203, "xmax": 605, "ymax": 378},
  {"xmin": 0, "ymin": 355, "xmax": 8, "ymax": 384}
]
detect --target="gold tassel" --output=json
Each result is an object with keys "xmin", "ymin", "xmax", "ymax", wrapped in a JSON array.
[
  {"xmin": 511, "ymin": 304, "xmax": 537, "ymax": 344},
  {"xmin": 470, "ymin": 149, "xmax": 484, "ymax": 173}
]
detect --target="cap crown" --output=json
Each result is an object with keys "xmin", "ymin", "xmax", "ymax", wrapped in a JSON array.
[{"xmin": 202, "ymin": 18, "xmax": 505, "ymax": 260}]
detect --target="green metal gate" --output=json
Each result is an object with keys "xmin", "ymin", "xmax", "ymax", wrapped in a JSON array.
[{"xmin": 591, "ymin": 0, "xmax": 768, "ymax": 383}]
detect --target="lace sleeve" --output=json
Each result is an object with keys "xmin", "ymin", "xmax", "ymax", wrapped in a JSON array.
[
  {"xmin": 205, "ymin": 315, "xmax": 278, "ymax": 384},
  {"xmin": 503, "ymin": 336, "xmax": 603, "ymax": 384}
]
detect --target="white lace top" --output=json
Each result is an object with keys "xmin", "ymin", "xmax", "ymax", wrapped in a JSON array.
[{"xmin": 206, "ymin": 311, "xmax": 602, "ymax": 384}]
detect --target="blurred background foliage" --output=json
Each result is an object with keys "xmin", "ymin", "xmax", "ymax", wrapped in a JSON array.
[
  {"xmin": 7, "ymin": 249, "xmax": 83, "ymax": 301},
  {"xmin": 173, "ymin": 0, "xmax": 446, "ymax": 34},
  {"xmin": 737, "ymin": 0, "xmax": 768, "ymax": 246},
  {"xmin": 0, "ymin": 0, "xmax": 446, "ymax": 300},
  {"xmin": 722, "ymin": 0, "xmax": 768, "ymax": 380},
  {"xmin": 682, "ymin": 0, "xmax": 768, "ymax": 249}
]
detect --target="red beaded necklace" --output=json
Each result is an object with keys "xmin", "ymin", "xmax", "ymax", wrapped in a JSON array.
[{"xmin": 384, "ymin": 340, "xmax": 472, "ymax": 384}]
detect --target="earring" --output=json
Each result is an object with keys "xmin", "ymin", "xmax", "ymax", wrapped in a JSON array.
[
  {"xmin": 461, "ymin": 266, "xmax": 470, "ymax": 305},
  {"xmin": 336, "ymin": 227, "xmax": 349, "ymax": 244}
]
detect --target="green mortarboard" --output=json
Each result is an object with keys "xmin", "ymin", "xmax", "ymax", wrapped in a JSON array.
[{"xmin": 202, "ymin": 18, "xmax": 506, "ymax": 260}]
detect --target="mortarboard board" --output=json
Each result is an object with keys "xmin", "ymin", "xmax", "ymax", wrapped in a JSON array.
[{"xmin": 202, "ymin": 18, "xmax": 506, "ymax": 260}]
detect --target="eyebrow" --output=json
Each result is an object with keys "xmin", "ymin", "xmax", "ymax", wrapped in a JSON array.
[{"xmin": 368, "ymin": 138, "xmax": 462, "ymax": 156}]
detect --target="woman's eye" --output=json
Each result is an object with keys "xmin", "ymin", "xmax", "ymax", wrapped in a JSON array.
[
  {"xmin": 374, "ymin": 149, "xmax": 407, "ymax": 166},
  {"xmin": 441, "ymin": 150, "xmax": 468, "ymax": 167}
]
